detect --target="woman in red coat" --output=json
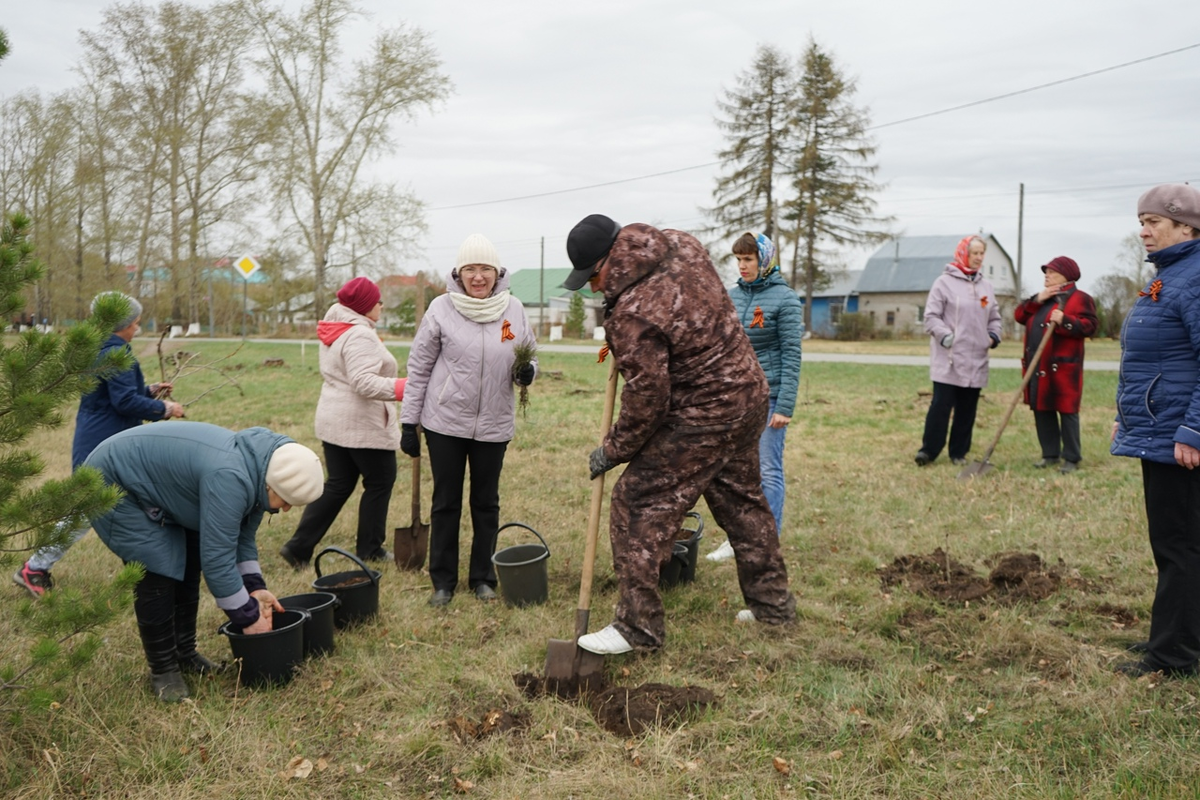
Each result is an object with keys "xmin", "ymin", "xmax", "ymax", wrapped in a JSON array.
[{"xmin": 1013, "ymin": 256, "xmax": 1098, "ymax": 474}]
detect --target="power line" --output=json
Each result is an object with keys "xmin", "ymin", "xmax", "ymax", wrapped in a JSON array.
[
  {"xmin": 428, "ymin": 43, "xmax": 1200, "ymax": 212},
  {"xmin": 870, "ymin": 42, "xmax": 1200, "ymax": 131}
]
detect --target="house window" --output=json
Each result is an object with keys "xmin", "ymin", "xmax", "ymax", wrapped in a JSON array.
[
  {"xmin": 886, "ymin": 311, "xmax": 895, "ymax": 327},
  {"xmin": 830, "ymin": 302, "xmax": 843, "ymax": 324},
  {"xmin": 917, "ymin": 305, "xmax": 925, "ymax": 322},
  {"xmin": 869, "ymin": 310, "xmax": 876, "ymax": 323}
]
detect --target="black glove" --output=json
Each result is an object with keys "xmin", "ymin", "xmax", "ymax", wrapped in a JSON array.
[
  {"xmin": 515, "ymin": 363, "xmax": 535, "ymax": 387},
  {"xmin": 589, "ymin": 446, "xmax": 615, "ymax": 480},
  {"xmin": 988, "ymin": 332, "xmax": 1001, "ymax": 350},
  {"xmin": 400, "ymin": 424, "xmax": 421, "ymax": 458}
]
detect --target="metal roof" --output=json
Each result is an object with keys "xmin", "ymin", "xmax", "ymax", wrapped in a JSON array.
[
  {"xmin": 505, "ymin": 268, "xmax": 601, "ymax": 306},
  {"xmin": 857, "ymin": 234, "xmax": 1013, "ymax": 293}
]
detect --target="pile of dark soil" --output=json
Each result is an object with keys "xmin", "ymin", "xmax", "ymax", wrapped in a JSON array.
[
  {"xmin": 879, "ymin": 548, "xmax": 1080, "ymax": 604},
  {"xmin": 514, "ymin": 673, "xmax": 716, "ymax": 737}
]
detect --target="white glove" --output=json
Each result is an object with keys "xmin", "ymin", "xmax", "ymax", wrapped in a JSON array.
[{"xmin": 940, "ymin": 333, "xmax": 955, "ymax": 349}]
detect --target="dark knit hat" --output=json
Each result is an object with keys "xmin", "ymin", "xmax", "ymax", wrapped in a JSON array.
[
  {"xmin": 1041, "ymin": 256, "xmax": 1081, "ymax": 283},
  {"xmin": 336, "ymin": 277, "xmax": 381, "ymax": 316},
  {"xmin": 1137, "ymin": 184, "xmax": 1200, "ymax": 230},
  {"xmin": 564, "ymin": 214, "xmax": 622, "ymax": 291}
]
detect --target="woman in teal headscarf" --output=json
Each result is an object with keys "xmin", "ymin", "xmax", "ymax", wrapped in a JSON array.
[{"xmin": 708, "ymin": 233, "xmax": 803, "ymax": 562}]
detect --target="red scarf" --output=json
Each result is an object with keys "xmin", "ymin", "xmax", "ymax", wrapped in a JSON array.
[{"xmin": 950, "ymin": 235, "xmax": 981, "ymax": 275}]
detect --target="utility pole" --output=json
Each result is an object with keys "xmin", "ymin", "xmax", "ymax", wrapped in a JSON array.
[
  {"xmin": 1016, "ymin": 182, "xmax": 1025, "ymax": 297},
  {"xmin": 539, "ymin": 237, "xmax": 545, "ymax": 337}
]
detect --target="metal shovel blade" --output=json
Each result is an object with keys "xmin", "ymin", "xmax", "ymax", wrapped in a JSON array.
[
  {"xmin": 957, "ymin": 460, "xmax": 995, "ymax": 481},
  {"xmin": 544, "ymin": 636, "xmax": 605, "ymax": 690}
]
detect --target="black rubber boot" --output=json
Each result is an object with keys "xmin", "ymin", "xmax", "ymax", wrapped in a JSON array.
[
  {"xmin": 174, "ymin": 598, "xmax": 222, "ymax": 675},
  {"xmin": 138, "ymin": 619, "xmax": 190, "ymax": 703}
]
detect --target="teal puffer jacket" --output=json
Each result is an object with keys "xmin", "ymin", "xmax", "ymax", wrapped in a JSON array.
[
  {"xmin": 729, "ymin": 272, "xmax": 803, "ymax": 418},
  {"xmin": 86, "ymin": 422, "xmax": 292, "ymax": 616}
]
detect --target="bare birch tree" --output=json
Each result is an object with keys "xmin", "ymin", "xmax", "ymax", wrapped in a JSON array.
[{"xmin": 243, "ymin": 0, "xmax": 450, "ymax": 312}]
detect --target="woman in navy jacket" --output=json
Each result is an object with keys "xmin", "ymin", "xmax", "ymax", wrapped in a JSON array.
[{"xmin": 1112, "ymin": 183, "xmax": 1200, "ymax": 677}]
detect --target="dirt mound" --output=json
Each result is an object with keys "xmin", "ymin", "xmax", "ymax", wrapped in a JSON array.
[
  {"xmin": 445, "ymin": 708, "xmax": 530, "ymax": 742},
  {"xmin": 879, "ymin": 548, "xmax": 1073, "ymax": 604},
  {"xmin": 589, "ymin": 683, "xmax": 717, "ymax": 737},
  {"xmin": 514, "ymin": 673, "xmax": 716, "ymax": 737}
]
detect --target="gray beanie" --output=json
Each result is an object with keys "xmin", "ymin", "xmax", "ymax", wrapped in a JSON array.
[
  {"xmin": 1137, "ymin": 184, "xmax": 1200, "ymax": 230},
  {"xmin": 91, "ymin": 291, "xmax": 143, "ymax": 332}
]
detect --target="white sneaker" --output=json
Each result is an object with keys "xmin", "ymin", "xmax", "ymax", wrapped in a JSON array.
[
  {"xmin": 736, "ymin": 609, "xmax": 756, "ymax": 623},
  {"xmin": 577, "ymin": 624, "xmax": 633, "ymax": 655},
  {"xmin": 706, "ymin": 540, "xmax": 735, "ymax": 562}
]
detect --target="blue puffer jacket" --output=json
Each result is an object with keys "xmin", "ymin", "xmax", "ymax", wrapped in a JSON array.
[
  {"xmin": 729, "ymin": 272, "xmax": 803, "ymax": 418},
  {"xmin": 1112, "ymin": 237, "xmax": 1200, "ymax": 464},
  {"xmin": 72, "ymin": 334, "xmax": 166, "ymax": 468},
  {"xmin": 87, "ymin": 422, "xmax": 292, "ymax": 622}
]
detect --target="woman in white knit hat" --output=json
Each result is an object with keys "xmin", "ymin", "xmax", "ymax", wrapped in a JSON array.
[{"xmin": 399, "ymin": 234, "xmax": 538, "ymax": 606}]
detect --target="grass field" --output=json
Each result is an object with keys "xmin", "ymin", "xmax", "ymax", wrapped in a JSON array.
[{"xmin": 3, "ymin": 337, "xmax": 1197, "ymax": 799}]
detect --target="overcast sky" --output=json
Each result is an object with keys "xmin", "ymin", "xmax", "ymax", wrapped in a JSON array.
[{"xmin": 4, "ymin": 0, "xmax": 1199, "ymax": 294}]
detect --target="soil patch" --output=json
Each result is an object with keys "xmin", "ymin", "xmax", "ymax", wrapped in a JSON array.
[
  {"xmin": 326, "ymin": 575, "xmax": 371, "ymax": 589},
  {"xmin": 879, "ymin": 548, "xmax": 1077, "ymax": 605},
  {"xmin": 514, "ymin": 673, "xmax": 716, "ymax": 737},
  {"xmin": 1094, "ymin": 603, "xmax": 1139, "ymax": 628},
  {"xmin": 445, "ymin": 707, "xmax": 529, "ymax": 743}
]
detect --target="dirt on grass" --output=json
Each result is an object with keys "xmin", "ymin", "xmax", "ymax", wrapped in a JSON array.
[
  {"xmin": 514, "ymin": 672, "xmax": 717, "ymax": 737},
  {"xmin": 878, "ymin": 548, "xmax": 1093, "ymax": 604},
  {"xmin": 445, "ymin": 707, "xmax": 530, "ymax": 743}
]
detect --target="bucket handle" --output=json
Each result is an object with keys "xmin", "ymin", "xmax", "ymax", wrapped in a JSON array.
[
  {"xmin": 314, "ymin": 546, "xmax": 380, "ymax": 587},
  {"xmin": 496, "ymin": 522, "xmax": 549, "ymax": 558},
  {"xmin": 218, "ymin": 606, "xmax": 310, "ymax": 637},
  {"xmin": 682, "ymin": 511, "xmax": 704, "ymax": 537}
]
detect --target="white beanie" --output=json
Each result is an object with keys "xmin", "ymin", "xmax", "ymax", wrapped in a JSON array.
[
  {"xmin": 266, "ymin": 442, "xmax": 324, "ymax": 506},
  {"xmin": 456, "ymin": 234, "xmax": 501, "ymax": 270}
]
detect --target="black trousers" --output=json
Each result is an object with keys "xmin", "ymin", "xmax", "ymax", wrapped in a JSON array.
[
  {"xmin": 284, "ymin": 442, "xmax": 397, "ymax": 561},
  {"xmin": 133, "ymin": 528, "xmax": 202, "ymax": 672},
  {"xmin": 1033, "ymin": 410, "xmax": 1081, "ymax": 464},
  {"xmin": 424, "ymin": 428, "xmax": 508, "ymax": 593},
  {"xmin": 1141, "ymin": 459, "xmax": 1200, "ymax": 672},
  {"xmin": 921, "ymin": 382, "xmax": 981, "ymax": 461}
]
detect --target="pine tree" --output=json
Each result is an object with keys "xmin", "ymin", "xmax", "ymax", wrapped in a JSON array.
[
  {"xmin": 785, "ymin": 38, "xmax": 892, "ymax": 327},
  {"xmin": 565, "ymin": 292, "xmax": 586, "ymax": 339},
  {"xmin": 0, "ymin": 212, "xmax": 141, "ymax": 709},
  {"xmin": 707, "ymin": 44, "xmax": 797, "ymax": 241}
]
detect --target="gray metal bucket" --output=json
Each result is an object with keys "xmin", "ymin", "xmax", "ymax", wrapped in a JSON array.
[{"xmin": 490, "ymin": 522, "xmax": 550, "ymax": 607}]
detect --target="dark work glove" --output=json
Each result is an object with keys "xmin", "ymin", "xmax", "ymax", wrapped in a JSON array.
[
  {"xmin": 400, "ymin": 424, "xmax": 421, "ymax": 458},
  {"xmin": 988, "ymin": 332, "xmax": 1001, "ymax": 350},
  {"xmin": 515, "ymin": 363, "xmax": 535, "ymax": 387},
  {"xmin": 588, "ymin": 446, "xmax": 615, "ymax": 480}
]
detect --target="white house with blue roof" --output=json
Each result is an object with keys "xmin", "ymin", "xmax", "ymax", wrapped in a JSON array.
[{"xmin": 854, "ymin": 234, "xmax": 1019, "ymax": 337}]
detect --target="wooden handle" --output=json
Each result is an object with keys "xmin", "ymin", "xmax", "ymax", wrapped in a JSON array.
[
  {"xmin": 978, "ymin": 320, "xmax": 1057, "ymax": 463},
  {"xmin": 411, "ymin": 425, "xmax": 422, "ymax": 522},
  {"xmin": 575, "ymin": 358, "xmax": 620, "ymax": 634}
]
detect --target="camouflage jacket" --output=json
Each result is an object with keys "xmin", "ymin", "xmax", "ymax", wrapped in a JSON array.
[{"xmin": 599, "ymin": 223, "xmax": 768, "ymax": 464}]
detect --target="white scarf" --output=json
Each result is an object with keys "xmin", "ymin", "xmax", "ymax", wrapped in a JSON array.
[{"xmin": 449, "ymin": 290, "xmax": 511, "ymax": 323}]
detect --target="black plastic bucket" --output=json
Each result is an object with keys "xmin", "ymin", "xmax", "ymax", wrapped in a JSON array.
[
  {"xmin": 490, "ymin": 522, "xmax": 550, "ymax": 607},
  {"xmin": 312, "ymin": 547, "xmax": 381, "ymax": 629},
  {"xmin": 659, "ymin": 512, "xmax": 704, "ymax": 588},
  {"xmin": 677, "ymin": 512, "xmax": 704, "ymax": 583},
  {"xmin": 219, "ymin": 608, "xmax": 309, "ymax": 687},
  {"xmin": 279, "ymin": 592, "xmax": 339, "ymax": 657},
  {"xmin": 658, "ymin": 542, "xmax": 691, "ymax": 589}
]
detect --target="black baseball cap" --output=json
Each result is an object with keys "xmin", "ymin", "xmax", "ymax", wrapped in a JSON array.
[{"xmin": 563, "ymin": 214, "xmax": 622, "ymax": 291}]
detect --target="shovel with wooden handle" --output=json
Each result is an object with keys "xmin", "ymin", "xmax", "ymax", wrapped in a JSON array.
[
  {"xmin": 394, "ymin": 432, "xmax": 429, "ymax": 570},
  {"xmin": 543, "ymin": 358, "xmax": 620, "ymax": 688},
  {"xmin": 958, "ymin": 320, "xmax": 1057, "ymax": 480}
]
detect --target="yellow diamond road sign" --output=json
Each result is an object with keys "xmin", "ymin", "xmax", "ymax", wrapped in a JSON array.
[{"xmin": 234, "ymin": 255, "xmax": 260, "ymax": 280}]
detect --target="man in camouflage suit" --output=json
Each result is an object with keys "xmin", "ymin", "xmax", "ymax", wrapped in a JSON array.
[{"xmin": 562, "ymin": 214, "xmax": 797, "ymax": 654}]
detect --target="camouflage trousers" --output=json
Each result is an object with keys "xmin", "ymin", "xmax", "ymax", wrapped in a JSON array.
[{"xmin": 608, "ymin": 400, "xmax": 796, "ymax": 650}]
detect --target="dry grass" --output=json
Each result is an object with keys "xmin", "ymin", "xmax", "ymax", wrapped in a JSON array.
[{"xmin": 3, "ymin": 339, "xmax": 1199, "ymax": 798}]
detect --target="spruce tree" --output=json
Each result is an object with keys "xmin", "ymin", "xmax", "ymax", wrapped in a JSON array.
[
  {"xmin": 785, "ymin": 38, "xmax": 892, "ymax": 326},
  {"xmin": 707, "ymin": 44, "xmax": 797, "ymax": 241}
]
